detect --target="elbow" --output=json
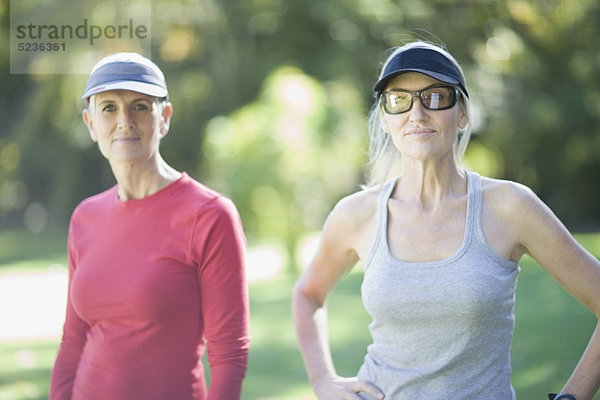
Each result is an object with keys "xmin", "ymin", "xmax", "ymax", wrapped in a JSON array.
[
  {"xmin": 292, "ymin": 277, "xmax": 308, "ymax": 313},
  {"xmin": 293, "ymin": 275, "xmax": 320, "ymax": 305},
  {"xmin": 292, "ymin": 276, "xmax": 326, "ymax": 321}
]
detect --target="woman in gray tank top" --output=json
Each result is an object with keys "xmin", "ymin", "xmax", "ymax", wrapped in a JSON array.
[{"xmin": 293, "ymin": 41, "xmax": 600, "ymax": 400}]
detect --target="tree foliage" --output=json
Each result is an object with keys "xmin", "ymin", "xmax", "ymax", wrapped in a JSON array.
[{"xmin": 1, "ymin": 0, "xmax": 599, "ymax": 246}]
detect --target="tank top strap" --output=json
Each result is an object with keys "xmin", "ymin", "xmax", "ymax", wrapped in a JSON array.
[
  {"xmin": 465, "ymin": 170, "xmax": 482, "ymax": 239},
  {"xmin": 378, "ymin": 178, "xmax": 397, "ymax": 220},
  {"xmin": 364, "ymin": 178, "xmax": 397, "ymax": 270}
]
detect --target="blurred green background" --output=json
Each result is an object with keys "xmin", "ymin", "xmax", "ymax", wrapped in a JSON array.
[{"xmin": 1, "ymin": 0, "xmax": 600, "ymax": 399}]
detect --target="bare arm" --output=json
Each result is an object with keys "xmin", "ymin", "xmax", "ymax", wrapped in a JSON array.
[
  {"xmin": 293, "ymin": 194, "xmax": 384, "ymax": 400},
  {"xmin": 511, "ymin": 184, "xmax": 600, "ymax": 400}
]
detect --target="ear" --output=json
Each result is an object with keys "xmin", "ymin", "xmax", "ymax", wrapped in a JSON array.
[
  {"xmin": 457, "ymin": 106, "xmax": 469, "ymax": 130},
  {"xmin": 159, "ymin": 102, "xmax": 173, "ymax": 137},
  {"xmin": 82, "ymin": 109, "xmax": 98, "ymax": 142}
]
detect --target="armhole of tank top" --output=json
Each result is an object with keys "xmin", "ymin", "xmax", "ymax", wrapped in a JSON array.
[
  {"xmin": 363, "ymin": 178, "xmax": 396, "ymax": 271},
  {"xmin": 470, "ymin": 171, "xmax": 520, "ymax": 267}
]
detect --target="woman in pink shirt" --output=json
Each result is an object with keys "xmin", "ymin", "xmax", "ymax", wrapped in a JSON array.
[{"xmin": 50, "ymin": 53, "xmax": 250, "ymax": 400}]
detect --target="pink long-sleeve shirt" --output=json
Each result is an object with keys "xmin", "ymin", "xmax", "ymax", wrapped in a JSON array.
[{"xmin": 50, "ymin": 173, "xmax": 250, "ymax": 400}]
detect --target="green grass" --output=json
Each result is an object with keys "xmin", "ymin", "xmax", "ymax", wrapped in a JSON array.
[
  {"xmin": 1, "ymin": 230, "xmax": 599, "ymax": 399},
  {"xmin": 511, "ymin": 255, "xmax": 598, "ymax": 399},
  {"xmin": 0, "ymin": 229, "xmax": 67, "ymax": 266}
]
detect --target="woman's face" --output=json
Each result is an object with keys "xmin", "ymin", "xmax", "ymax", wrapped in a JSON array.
[
  {"xmin": 82, "ymin": 90, "xmax": 172, "ymax": 165},
  {"xmin": 381, "ymin": 72, "xmax": 468, "ymax": 162}
]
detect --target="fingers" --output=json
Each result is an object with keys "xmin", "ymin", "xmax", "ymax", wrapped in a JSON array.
[
  {"xmin": 350, "ymin": 380, "xmax": 385, "ymax": 400},
  {"xmin": 324, "ymin": 378, "xmax": 384, "ymax": 400},
  {"xmin": 313, "ymin": 376, "xmax": 385, "ymax": 400}
]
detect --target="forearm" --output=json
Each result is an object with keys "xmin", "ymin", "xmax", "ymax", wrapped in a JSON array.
[
  {"xmin": 561, "ymin": 320, "xmax": 600, "ymax": 400},
  {"xmin": 293, "ymin": 284, "xmax": 338, "ymax": 387},
  {"xmin": 207, "ymin": 360, "xmax": 247, "ymax": 400},
  {"xmin": 49, "ymin": 352, "xmax": 77, "ymax": 399},
  {"xmin": 203, "ymin": 281, "xmax": 249, "ymax": 400},
  {"xmin": 50, "ymin": 264, "xmax": 88, "ymax": 400},
  {"xmin": 49, "ymin": 334, "xmax": 86, "ymax": 400}
]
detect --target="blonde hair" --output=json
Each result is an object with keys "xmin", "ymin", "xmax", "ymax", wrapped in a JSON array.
[{"xmin": 364, "ymin": 41, "xmax": 472, "ymax": 187}]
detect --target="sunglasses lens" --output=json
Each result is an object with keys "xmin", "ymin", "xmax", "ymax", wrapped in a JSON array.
[
  {"xmin": 421, "ymin": 87, "xmax": 456, "ymax": 110},
  {"xmin": 383, "ymin": 91, "xmax": 412, "ymax": 114}
]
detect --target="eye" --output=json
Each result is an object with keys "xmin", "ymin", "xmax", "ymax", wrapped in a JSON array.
[
  {"xmin": 101, "ymin": 104, "xmax": 116, "ymax": 112},
  {"xmin": 133, "ymin": 102, "xmax": 149, "ymax": 111}
]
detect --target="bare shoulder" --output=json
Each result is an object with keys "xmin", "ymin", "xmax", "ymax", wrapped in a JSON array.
[
  {"xmin": 320, "ymin": 184, "xmax": 382, "ymax": 261},
  {"xmin": 296, "ymin": 186, "xmax": 382, "ymax": 301},
  {"xmin": 328, "ymin": 185, "xmax": 380, "ymax": 230},
  {"xmin": 480, "ymin": 175, "xmax": 568, "ymax": 237},
  {"xmin": 480, "ymin": 175, "xmax": 535, "ymax": 201},
  {"xmin": 479, "ymin": 175, "xmax": 541, "ymax": 218},
  {"xmin": 479, "ymin": 175, "xmax": 568, "ymax": 258},
  {"xmin": 479, "ymin": 176, "xmax": 550, "ymax": 258}
]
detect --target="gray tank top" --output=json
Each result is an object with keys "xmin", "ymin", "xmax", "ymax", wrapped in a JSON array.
[{"xmin": 358, "ymin": 171, "xmax": 520, "ymax": 399}]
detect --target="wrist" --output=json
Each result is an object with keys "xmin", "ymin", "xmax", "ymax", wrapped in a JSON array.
[
  {"xmin": 548, "ymin": 394, "xmax": 577, "ymax": 400},
  {"xmin": 310, "ymin": 373, "xmax": 336, "ymax": 388}
]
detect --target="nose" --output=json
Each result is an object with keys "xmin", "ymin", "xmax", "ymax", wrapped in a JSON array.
[
  {"xmin": 116, "ymin": 108, "xmax": 135, "ymax": 129},
  {"xmin": 408, "ymin": 96, "xmax": 429, "ymax": 122}
]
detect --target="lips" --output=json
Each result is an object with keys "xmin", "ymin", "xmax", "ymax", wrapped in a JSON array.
[
  {"xmin": 112, "ymin": 136, "xmax": 141, "ymax": 142},
  {"xmin": 405, "ymin": 128, "xmax": 436, "ymax": 136}
]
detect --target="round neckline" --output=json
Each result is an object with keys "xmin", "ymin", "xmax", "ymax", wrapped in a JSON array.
[{"xmin": 112, "ymin": 172, "xmax": 188, "ymax": 207}]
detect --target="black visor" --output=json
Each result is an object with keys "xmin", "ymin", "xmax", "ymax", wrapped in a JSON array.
[{"xmin": 373, "ymin": 47, "xmax": 468, "ymax": 98}]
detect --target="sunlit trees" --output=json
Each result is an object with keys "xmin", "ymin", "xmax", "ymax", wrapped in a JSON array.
[
  {"xmin": 1, "ymin": 0, "xmax": 599, "ymax": 235},
  {"xmin": 202, "ymin": 66, "xmax": 366, "ymax": 270}
]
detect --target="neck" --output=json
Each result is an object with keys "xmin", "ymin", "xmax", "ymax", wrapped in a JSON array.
[
  {"xmin": 397, "ymin": 154, "xmax": 466, "ymax": 208},
  {"xmin": 109, "ymin": 155, "xmax": 181, "ymax": 201}
]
